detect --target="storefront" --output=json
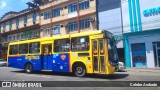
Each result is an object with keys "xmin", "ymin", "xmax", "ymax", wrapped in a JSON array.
[
  {"xmin": 124, "ymin": 30, "xmax": 160, "ymax": 68},
  {"xmin": 122, "ymin": 0, "xmax": 160, "ymax": 68}
]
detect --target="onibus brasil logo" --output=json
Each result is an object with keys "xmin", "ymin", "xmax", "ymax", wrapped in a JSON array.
[{"xmin": 2, "ymin": 81, "xmax": 42, "ymax": 87}]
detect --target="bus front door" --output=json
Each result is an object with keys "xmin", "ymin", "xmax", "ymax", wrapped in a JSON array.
[
  {"xmin": 42, "ymin": 44, "xmax": 52, "ymax": 70},
  {"xmin": 92, "ymin": 39, "xmax": 106, "ymax": 73}
]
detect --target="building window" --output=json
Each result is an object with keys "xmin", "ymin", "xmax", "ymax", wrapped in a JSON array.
[
  {"xmin": 1, "ymin": 37, "xmax": 7, "ymax": 43},
  {"xmin": 52, "ymin": 8, "xmax": 60, "ymax": 17},
  {"xmin": 8, "ymin": 35, "xmax": 12, "ymax": 42},
  {"xmin": 21, "ymin": 33, "xmax": 25, "ymax": 39},
  {"xmin": 1, "ymin": 26, "xmax": 2, "ymax": 32},
  {"xmin": 9, "ymin": 20, "xmax": 12, "ymax": 29},
  {"xmin": 44, "ymin": 11, "xmax": 51, "ymax": 20},
  {"xmin": 68, "ymin": 3, "xmax": 77, "ymax": 13},
  {"xmin": 80, "ymin": 19, "xmax": 90, "ymax": 29},
  {"xmin": 28, "ymin": 31, "xmax": 32, "ymax": 38},
  {"xmin": 32, "ymin": 30, "xmax": 40, "ymax": 38},
  {"xmin": 16, "ymin": 34, "xmax": 20, "ymax": 40},
  {"xmin": 153, "ymin": 42, "xmax": 160, "ymax": 67},
  {"xmin": 3, "ymin": 23, "xmax": 6, "ymax": 31},
  {"xmin": 21, "ymin": 31, "xmax": 32, "ymax": 39},
  {"xmin": 24, "ymin": 16, "xmax": 27, "ymax": 24},
  {"xmin": 68, "ymin": 21, "xmax": 77, "ymax": 31},
  {"xmin": 43, "ymin": 27, "xmax": 50, "ymax": 36},
  {"xmin": 79, "ymin": 0, "xmax": 90, "ymax": 10},
  {"xmin": 32, "ymin": 13, "xmax": 37, "ymax": 22},
  {"xmin": 16, "ymin": 18, "xmax": 19, "ymax": 27},
  {"xmin": 24, "ymin": 33, "xmax": 28, "ymax": 39},
  {"xmin": 52, "ymin": 25, "xmax": 60, "ymax": 35},
  {"xmin": 13, "ymin": 35, "xmax": 16, "ymax": 41}
]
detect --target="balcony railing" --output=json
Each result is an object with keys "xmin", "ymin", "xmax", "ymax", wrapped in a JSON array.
[{"xmin": 40, "ymin": 0, "xmax": 70, "ymax": 10}]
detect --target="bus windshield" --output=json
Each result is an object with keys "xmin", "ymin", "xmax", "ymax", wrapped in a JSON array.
[{"xmin": 107, "ymin": 37, "xmax": 118, "ymax": 66}]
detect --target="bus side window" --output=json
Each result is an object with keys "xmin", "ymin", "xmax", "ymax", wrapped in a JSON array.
[
  {"xmin": 29, "ymin": 42, "xmax": 40, "ymax": 54},
  {"xmin": 54, "ymin": 39, "xmax": 70, "ymax": 52},
  {"xmin": 19, "ymin": 43, "xmax": 28, "ymax": 54},
  {"xmin": 9, "ymin": 45, "xmax": 19, "ymax": 55},
  {"xmin": 48, "ymin": 45, "xmax": 52, "ymax": 55},
  {"xmin": 71, "ymin": 36, "xmax": 89, "ymax": 51}
]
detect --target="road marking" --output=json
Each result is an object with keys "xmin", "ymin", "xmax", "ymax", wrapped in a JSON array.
[
  {"xmin": 16, "ymin": 74, "xmax": 53, "ymax": 79},
  {"xmin": 39, "ymin": 75, "xmax": 52, "ymax": 78}
]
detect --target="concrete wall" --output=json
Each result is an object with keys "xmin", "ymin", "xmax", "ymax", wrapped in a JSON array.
[
  {"xmin": 98, "ymin": 0, "xmax": 122, "ymax": 35},
  {"xmin": 97, "ymin": 0, "xmax": 123, "ymax": 48}
]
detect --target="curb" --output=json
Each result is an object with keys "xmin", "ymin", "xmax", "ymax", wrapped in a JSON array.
[{"xmin": 125, "ymin": 69, "xmax": 160, "ymax": 73}]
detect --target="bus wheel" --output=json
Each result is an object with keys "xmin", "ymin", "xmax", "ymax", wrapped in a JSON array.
[
  {"xmin": 25, "ymin": 63, "xmax": 33, "ymax": 73},
  {"xmin": 74, "ymin": 65, "xmax": 86, "ymax": 77}
]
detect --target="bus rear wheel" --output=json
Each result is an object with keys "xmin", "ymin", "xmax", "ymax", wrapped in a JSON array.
[
  {"xmin": 74, "ymin": 65, "xmax": 86, "ymax": 77},
  {"xmin": 25, "ymin": 63, "xmax": 33, "ymax": 73}
]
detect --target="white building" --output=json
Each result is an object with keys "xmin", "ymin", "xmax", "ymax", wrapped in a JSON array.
[{"xmin": 122, "ymin": 0, "xmax": 160, "ymax": 68}]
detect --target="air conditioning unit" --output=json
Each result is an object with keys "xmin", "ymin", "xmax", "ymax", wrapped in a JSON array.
[
  {"xmin": 60, "ymin": 24, "xmax": 64, "ymax": 27},
  {"xmin": 24, "ymin": 23, "xmax": 27, "ymax": 27},
  {"xmin": 61, "ymin": 23, "xmax": 68, "ymax": 27},
  {"xmin": 90, "ymin": 17, "xmax": 95, "ymax": 22},
  {"xmin": 64, "ymin": 6, "xmax": 67, "ymax": 9},
  {"xmin": 33, "ymin": 21, "xmax": 36, "ymax": 24}
]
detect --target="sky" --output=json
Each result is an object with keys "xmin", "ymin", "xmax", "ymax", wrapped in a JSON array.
[{"xmin": 0, "ymin": 0, "xmax": 32, "ymax": 18}]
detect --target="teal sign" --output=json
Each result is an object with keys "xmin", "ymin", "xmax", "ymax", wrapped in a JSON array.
[
  {"xmin": 143, "ymin": 6, "xmax": 160, "ymax": 16},
  {"xmin": 114, "ymin": 35, "xmax": 123, "ymax": 43}
]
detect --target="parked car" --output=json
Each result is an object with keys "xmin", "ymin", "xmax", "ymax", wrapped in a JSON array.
[
  {"xmin": 117, "ymin": 62, "xmax": 125, "ymax": 71},
  {"xmin": 0, "ymin": 59, "xmax": 7, "ymax": 67}
]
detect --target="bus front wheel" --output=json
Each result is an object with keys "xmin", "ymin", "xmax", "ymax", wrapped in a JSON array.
[
  {"xmin": 25, "ymin": 63, "xmax": 33, "ymax": 73},
  {"xmin": 74, "ymin": 64, "xmax": 86, "ymax": 77}
]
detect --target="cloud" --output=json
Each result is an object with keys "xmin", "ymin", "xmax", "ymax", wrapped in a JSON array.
[{"xmin": 0, "ymin": 1, "xmax": 7, "ymax": 9}]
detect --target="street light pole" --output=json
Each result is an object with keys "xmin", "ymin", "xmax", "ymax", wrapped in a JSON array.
[{"xmin": 77, "ymin": 0, "xmax": 80, "ymax": 33}]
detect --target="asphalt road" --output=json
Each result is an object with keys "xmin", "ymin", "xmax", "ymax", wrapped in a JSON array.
[{"xmin": 0, "ymin": 67, "xmax": 159, "ymax": 90}]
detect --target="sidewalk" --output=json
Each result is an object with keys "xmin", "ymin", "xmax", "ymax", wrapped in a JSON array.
[{"xmin": 125, "ymin": 68, "xmax": 160, "ymax": 73}]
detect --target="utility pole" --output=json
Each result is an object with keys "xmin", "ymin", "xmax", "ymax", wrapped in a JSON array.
[
  {"xmin": 77, "ymin": 0, "xmax": 80, "ymax": 33},
  {"xmin": 50, "ymin": 1, "xmax": 53, "ymax": 37}
]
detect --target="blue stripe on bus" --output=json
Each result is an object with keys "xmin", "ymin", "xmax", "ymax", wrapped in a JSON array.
[
  {"xmin": 8, "ymin": 55, "xmax": 42, "ymax": 71},
  {"xmin": 8, "ymin": 54, "xmax": 70, "ymax": 72}
]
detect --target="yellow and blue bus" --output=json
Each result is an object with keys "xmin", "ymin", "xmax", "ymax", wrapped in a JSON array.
[{"xmin": 7, "ymin": 30, "xmax": 118, "ymax": 77}]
